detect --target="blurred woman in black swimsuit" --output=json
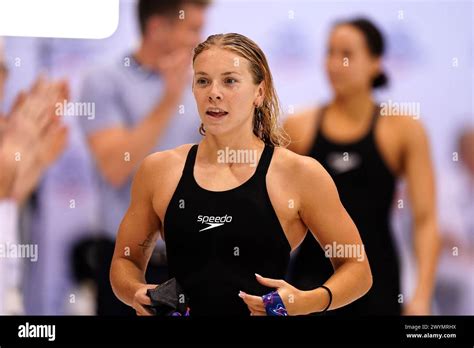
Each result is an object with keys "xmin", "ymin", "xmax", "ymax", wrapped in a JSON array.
[{"xmin": 285, "ymin": 18, "xmax": 440, "ymax": 315}]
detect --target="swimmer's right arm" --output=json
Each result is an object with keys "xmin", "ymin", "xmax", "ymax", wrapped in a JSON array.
[{"xmin": 110, "ymin": 156, "xmax": 160, "ymax": 315}]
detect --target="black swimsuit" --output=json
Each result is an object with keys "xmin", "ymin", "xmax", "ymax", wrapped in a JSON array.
[
  {"xmin": 287, "ymin": 105, "xmax": 401, "ymax": 315},
  {"xmin": 164, "ymin": 144, "xmax": 291, "ymax": 316}
]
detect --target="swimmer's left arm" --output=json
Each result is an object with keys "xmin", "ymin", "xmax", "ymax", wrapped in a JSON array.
[
  {"xmin": 294, "ymin": 157, "xmax": 373, "ymax": 314},
  {"xmin": 240, "ymin": 156, "xmax": 372, "ymax": 316}
]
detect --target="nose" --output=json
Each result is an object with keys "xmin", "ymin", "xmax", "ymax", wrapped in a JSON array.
[
  {"xmin": 326, "ymin": 54, "xmax": 340, "ymax": 71},
  {"xmin": 208, "ymin": 82, "xmax": 223, "ymax": 102}
]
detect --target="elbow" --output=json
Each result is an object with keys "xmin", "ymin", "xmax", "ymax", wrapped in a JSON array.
[
  {"xmin": 109, "ymin": 255, "xmax": 128, "ymax": 304},
  {"xmin": 109, "ymin": 257, "xmax": 119, "ymax": 298},
  {"xmin": 91, "ymin": 147, "xmax": 133, "ymax": 188},
  {"xmin": 98, "ymin": 162, "xmax": 130, "ymax": 188},
  {"xmin": 366, "ymin": 268, "xmax": 373, "ymax": 294},
  {"xmin": 357, "ymin": 252, "xmax": 373, "ymax": 296},
  {"xmin": 103, "ymin": 170, "xmax": 129, "ymax": 188},
  {"xmin": 362, "ymin": 261, "xmax": 373, "ymax": 295}
]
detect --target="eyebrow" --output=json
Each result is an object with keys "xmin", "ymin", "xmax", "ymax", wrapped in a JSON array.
[{"xmin": 195, "ymin": 71, "xmax": 241, "ymax": 76}]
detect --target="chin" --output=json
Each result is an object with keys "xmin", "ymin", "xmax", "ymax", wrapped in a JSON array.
[
  {"xmin": 332, "ymin": 84, "xmax": 352, "ymax": 97},
  {"xmin": 201, "ymin": 124, "xmax": 225, "ymax": 135},
  {"xmin": 204, "ymin": 124, "xmax": 238, "ymax": 138}
]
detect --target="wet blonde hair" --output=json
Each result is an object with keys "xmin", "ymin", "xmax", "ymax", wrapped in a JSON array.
[{"xmin": 193, "ymin": 33, "xmax": 289, "ymax": 147}]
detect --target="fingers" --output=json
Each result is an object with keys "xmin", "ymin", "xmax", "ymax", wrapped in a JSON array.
[
  {"xmin": 35, "ymin": 98, "xmax": 56, "ymax": 132},
  {"xmin": 0, "ymin": 116, "xmax": 8, "ymax": 134},
  {"xmin": 135, "ymin": 303, "xmax": 154, "ymax": 316},
  {"xmin": 134, "ymin": 284, "xmax": 159, "ymax": 316},
  {"xmin": 255, "ymin": 273, "xmax": 285, "ymax": 288},
  {"xmin": 134, "ymin": 294, "xmax": 152, "ymax": 316},
  {"xmin": 38, "ymin": 123, "xmax": 69, "ymax": 167},
  {"xmin": 239, "ymin": 275, "xmax": 289, "ymax": 316},
  {"xmin": 249, "ymin": 309, "xmax": 266, "ymax": 316},
  {"xmin": 56, "ymin": 80, "xmax": 70, "ymax": 101},
  {"xmin": 44, "ymin": 120, "xmax": 67, "ymax": 138},
  {"xmin": 9, "ymin": 91, "xmax": 27, "ymax": 117},
  {"xmin": 30, "ymin": 73, "xmax": 48, "ymax": 94},
  {"xmin": 136, "ymin": 291, "xmax": 152, "ymax": 307},
  {"xmin": 239, "ymin": 291, "xmax": 266, "ymax": 315},
  {"xmin": 28, "ymin": 81, "xmax": 66, "ymax": 135}
]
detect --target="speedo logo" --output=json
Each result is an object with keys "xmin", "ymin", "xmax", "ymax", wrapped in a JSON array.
[{"xmin": 197, "ymin": 214, "xmax": 232, "ymax": 232}]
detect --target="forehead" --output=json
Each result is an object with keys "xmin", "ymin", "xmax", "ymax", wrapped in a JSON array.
[
  {"xmin": 193, "ymin": 47, "xmax": 250, "ymax": 74},
  {"xmin": 329, "ymin": 25, "xmax": 366, "ymax": 49}
]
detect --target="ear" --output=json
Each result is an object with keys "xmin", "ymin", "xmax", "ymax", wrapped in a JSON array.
[
  {"xmin": 254, "ymin": 81, "xmax": 265, "ymax": 107},
  {"xmin": 372, "ymin": 57, "xmax": 382, "ymax": 79}
]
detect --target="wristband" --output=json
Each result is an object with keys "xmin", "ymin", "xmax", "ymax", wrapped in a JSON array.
[{"xmin": 262, "ymin": 290, "xmax": 288, "ymax": 316}]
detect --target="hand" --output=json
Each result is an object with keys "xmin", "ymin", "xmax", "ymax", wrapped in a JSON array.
[
  {"xmin": 238, "ymin": 273, "xmax": 309, "ymax": 316},
  {"xmin": 35, "ymin": 79, "xmax": 70, "ymax": 169},
  {"xmin": 37, "ymin": 119, "xmax": 69, "ymax": 169},
  {"xmin": 156, "ymin": 48, "xmax": 192, "ymax": 101},
  {"xmin": 3, "ymin": 77, "xmax": 67, "ymax": 151},
  {"xmin": 1, "ymin": 77, "xmax": 70, "ymax": 202},
  {"xmin": 132, "ymin": 284, "xmax": 158, "ymax": 316},
  {"xmin": 0, "ymin": 152, "xmax": 16, "ymax": 198},
  {"xmin": 403, "ymin": 295, "xmax": 432, "ymax": 315},
  {"xmin": 0, "ymin": 90, "xmax": 46, "ymax": 198}
]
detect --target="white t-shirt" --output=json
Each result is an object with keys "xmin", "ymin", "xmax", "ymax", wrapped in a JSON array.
[
  {"xmin": 0, "ymin": 199, "xmax": 21, "ymax": 314},
  {"xmin": 436, "ymin": 165, "xmax": 474, "ymax": 314}
]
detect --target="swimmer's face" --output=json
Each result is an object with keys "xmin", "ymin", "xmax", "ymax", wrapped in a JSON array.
[
  {"xmin": 325, "ymin": 24, "xmax": 381, "ymax": 96},
  {"xmin": 192, "ymin": 47, "xmax": 264, "ymax": 137},
  {"xmin": 147, "ymin": 4, "xmax": 206, "ymax": 55}
]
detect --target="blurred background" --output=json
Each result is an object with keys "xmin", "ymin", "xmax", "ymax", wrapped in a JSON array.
[{"xmin": 0, "ymin": 0, "xmax": 472, "ymax": 315}]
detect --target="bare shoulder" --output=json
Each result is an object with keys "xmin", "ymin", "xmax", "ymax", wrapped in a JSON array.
[
  {"xmin": 285, "ymin": 106, "xmax": 319, "ymax": 124},
  {"xmin": 143, "ymin": 143, "xmax": 194, "ymax": 170},
  {"xmin": 397, "ymin": 116, "xmax": 428, "ymax": 138},
  {"xmin": 380, "ymin": 113, "xmax": 426, "ymax": 131},
  {"xmin": 378, "ymin": 115, "xmax": 429, "ymax": 147},
  {"xmin": 137, "ymin": 143, "xmax": 195, "ymax": 192},
  {"xmin": 284, "ymin": 106, "xmax": 320, "ymax": 133},
  {"xmin": 135, "ymin": 144, "xmax": 196, "ymax": 225},
  {"xmin": 283, "ymin": 106, "xmax": 321, "ymax": 154},
  {"xmin": 272, "ymin": 146, "xmax": 332, "ymax": 187}
]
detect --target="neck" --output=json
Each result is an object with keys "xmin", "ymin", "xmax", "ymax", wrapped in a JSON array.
[
  {"xmin": 332, "ymin": 89, "xmax": 375, "ymax": 121},
  {"xmin": 199, "ymin": 129, "xmax": 264, "ymax": 166}
]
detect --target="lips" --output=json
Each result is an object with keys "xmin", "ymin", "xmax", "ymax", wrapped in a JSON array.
[
  {"xmin": 206, "ymin": 111, "xmax": 228, "ymax": 117},
  {"xmin": 205, "ymin": 107, "xmax": 228, "ymax": 118}
]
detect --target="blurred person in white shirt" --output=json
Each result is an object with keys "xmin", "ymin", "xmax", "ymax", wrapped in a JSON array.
[
  {"xmin": 435, "ymin": 124, "xmax": 474, "ymax": 315},
  {"xmin": 0, "ymin": 41, "xmax": 69, "ymax": 313}
]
